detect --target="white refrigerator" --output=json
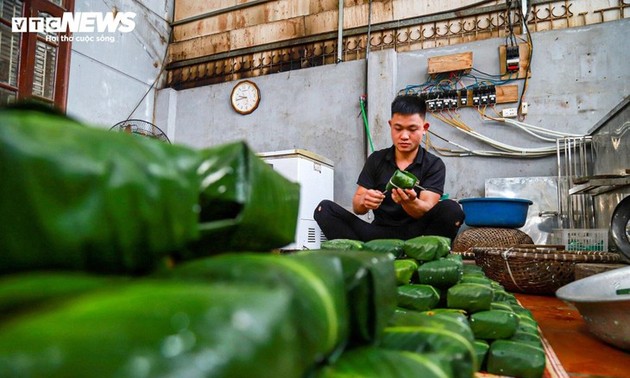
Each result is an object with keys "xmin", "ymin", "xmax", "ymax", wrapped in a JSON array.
[{"xmin": 258, "ymin": 149, "xmax": 334, "ymax": 250}]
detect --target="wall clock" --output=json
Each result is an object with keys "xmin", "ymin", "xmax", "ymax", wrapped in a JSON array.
[{"xmin": 230, "ymin": 80, "xmax": 260, "ymax": 115}]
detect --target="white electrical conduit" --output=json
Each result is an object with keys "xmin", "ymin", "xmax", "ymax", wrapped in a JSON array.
[
  {"xmin": 476, "ymin": 107, "xmax": 585, "ymax": 140},
  {"xmin": 430, "ymin": 109, "xmax": 588, "ymax": 157},
  {"xmin": 503, "ymin": 118, "xmax": 584, "ymax": 138},
  {"xmin": 427, "ymin": 130, "xmax": 556, "ymax": 158},
  {"xmin": 447, "ymin": 123, "xmax": 559, "ymax": 154},
  {"xmin": 507, "ymin": 122, "xmax": 563, "ymax": 143},
  {"xmin": 476, "ymin": 108, "xmax": 585, "ymax": 140}
]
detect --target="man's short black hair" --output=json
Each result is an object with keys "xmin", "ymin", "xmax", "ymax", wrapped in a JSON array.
[{"xmin": 391, "ymin": 94, "xmax": 427, "ymax": 117}]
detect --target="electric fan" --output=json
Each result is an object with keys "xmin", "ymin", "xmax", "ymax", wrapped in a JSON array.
[{"xmin": 109, "ymin": 119, "xmax": 171, "ymax": 143}]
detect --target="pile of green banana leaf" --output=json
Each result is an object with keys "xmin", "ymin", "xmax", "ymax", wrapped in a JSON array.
[
  {"xmin": 0, "ymin": 106, "xmax": 546, "ymax": 377},
  {"xmin": 319, "ymin": 237, "xmax": 547, "ymax": 378},
  {"xmin": 0, "ymin": 237, "xmax": 545, "ymax": 378},
  {"xmin": 0, "ymin": 106, "xmax": 299, "ymax": 274}
]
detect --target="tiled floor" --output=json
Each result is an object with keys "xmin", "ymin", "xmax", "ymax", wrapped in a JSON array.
[{"xmin": 515, "ymin": 294, "xmax": 630, "ymax": 378}]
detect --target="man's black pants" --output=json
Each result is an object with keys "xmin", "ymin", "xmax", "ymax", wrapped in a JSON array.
[{"xmin": 313, "ymin": 199, "xmax": 465, "ymax": 242}]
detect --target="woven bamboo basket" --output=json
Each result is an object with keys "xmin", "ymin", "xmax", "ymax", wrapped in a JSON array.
[
  {"xmin": 473, "ymin": 246, "xmax": 623, "ymax": 295},
  {"xmin": 452, "ymin": 227, "xmax": 534, "ymax": 260}
]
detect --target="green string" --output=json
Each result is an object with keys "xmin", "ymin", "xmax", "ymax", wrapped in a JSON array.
[{"xmin": 360, "ymin": 97, "xmax": 375, "ymax": 153}]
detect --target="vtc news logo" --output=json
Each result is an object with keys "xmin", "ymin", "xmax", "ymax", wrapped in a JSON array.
[{"xmin": 12, "ymin": 12, "xmax": 136, "ymax": 33}]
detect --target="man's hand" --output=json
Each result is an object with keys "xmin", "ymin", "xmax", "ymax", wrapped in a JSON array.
[
  {"xmin": 391, "ymin": 187, "xmax": 440, "ymax": 219},
  {"xmin": 362, "ymin": 189, "xmax": 386, "ymax": 210},
  {"xmin": 391, "ymin": 188, "xmax": 417, "ymax": 205},
  {"xmin": 353, "ymin": 186, "xmax": 385, "ymax": 214}
]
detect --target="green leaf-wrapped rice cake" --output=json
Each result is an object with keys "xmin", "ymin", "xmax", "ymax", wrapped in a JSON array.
[
  {"xmin": 363, "ymin": 239, "xmax": 405, "ymax": 258},
  {"xmin": 394, "ymin": 259, "xmax": 418, "ymax": 285},
  {"xmin": 381, "ymin": 326, "xmax": 476, "ymax": 378},
  {"xmin": 403, "ymin": 235, "xmax": 451, "ymax": 261},
  {"xmin": 0, "ymin": 108, "xmax": 299, "ymax": 274},
  {"xmin": 417, "ymin": 258, "xmax": 463, "ymax": 288},
  {"xmin": 487, "ymin": 340, "xmax": 546, "ymax": 378},
  {"xmin": 301, "ymin": 249, "xmax": 397, "ymax": 346},
  {"xmin": 386, "ymin": 169, "xmax": 419, "ymax": 191},
  {"xmin": 0, "ymin": 281, "xmax": 305, "ymax": 378},
  {"xmin": 315, "ymin": 346, "xmax": 451, "ymax": 378},
  {"xmin": 397, "ymin": 284, "xmax": 441, "ymax": 312},
  {"xmin": 158, "ymin": 253, "xmax": 348, "ymax": 367}
]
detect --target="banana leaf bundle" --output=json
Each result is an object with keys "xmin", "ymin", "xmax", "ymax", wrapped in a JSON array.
[
  {"xmin": 491, "ymin": 301, "xmax": 514, "ymax": 312},
  {"xmin": 0, "ymin": 108, "xmax": 299, "ymax": 274},
  {"xmin": 394, "ymin": 259, "xmax": 418, "ymax": 285},
  {"xmin": 314, "ymin": 346, "xmax": 452, "ymax": 378},
  {"xmin": 192, "ymin": 142, "xmax": 299, "ymax": 256},
  {"xmin": 462, "ymin": 264, "xmax": 484, "ymax": 275},
  {"xmin": 0, "ymin": 272, "xmax": 126, "ymax": 321},
  {"xmin": 403, "ymin": 235, "xmax": 451, "ymax": 261},
  {"xmin": 493, "ymin": 289, "xmax": 517, "ymax": 303},
  {"xmin": 0, "ymin": 281, "xmax": 305, "ymax": 378},
  {"xmin": 363, "ymin": 239, "xmax": 405, "ymax": 258},
  {"xmin": 487, "ymin": 340, "xmax": 546, "ymax": 378},
  {"xmin": 473, "ymin": 339, "xmax": 490, "ymax": 371},
  {"xmin": 460, "ymin": 275, "xmax": 494, "ymax": 286},
  {"xmin": 386, "ymin": 169, "xmax": 419, "ymax": 191},
  {"xmin": 447, "ymin": 283, "xmax": 494, "ymax": 313},
  {"xmin": 381, "ymin": 326, "xmax": 477, "ymax": 378},
  {"xmin": 510, "ymin": 329, "xmax": 543, "ymax": 348},
  {"xmin": 321, "ymin": 239, "xmax": 364, "ymax": 250},
  {"xmin": 301, "ymin": 250, "xmax": 397, "ymax": 346},
  {"xmin": 508, "ymin": 310, "xmax": 543, "ymax": 348},
  {"xmin": 397, "ymin": 284, "xmax": 440, "ymax": 312},
  {"xmin": 388, "ymin": 308, "xmax": 475, "ymax": 345},
  {"xmin": 516, "ymin": 314, "xmax": 539, "ymax": 331},
  {"xmin": 469, "ymin": 310, "xmax": 520, "ymax": 340},
  {"xmin": 416, "ymin": 258, "xmax": 463, "ymax": 288},
  {"xmin": 157, "ymin": 253, "xmax": 349, "ymax": 367}
]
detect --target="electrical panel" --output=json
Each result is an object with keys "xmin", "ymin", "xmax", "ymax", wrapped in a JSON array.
[
  {"xmin": 407, "ymin": 50, "xmax": 526, "ymax": 113},
  {"xmin": 401, "ymin": 44, "xmax": 531, "ymax": 114},
  {"xmin": 418, "ymin": 84, "xmax": 521, "ymax": 112}
]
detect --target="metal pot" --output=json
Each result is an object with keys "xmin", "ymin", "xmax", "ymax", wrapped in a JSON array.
[{"xmin": 556, "ymin": 266, "xmax": 630, "ymax": 351}]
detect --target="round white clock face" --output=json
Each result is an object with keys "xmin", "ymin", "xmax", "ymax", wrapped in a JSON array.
[{"xmin": 230, "ymin": 80, "xmax": 260, "ymax": 115}]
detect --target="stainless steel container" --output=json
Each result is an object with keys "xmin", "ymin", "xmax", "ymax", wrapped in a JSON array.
[{"xmin": 556, "ymin": 266, "xmax": 630, "ymax": 351}]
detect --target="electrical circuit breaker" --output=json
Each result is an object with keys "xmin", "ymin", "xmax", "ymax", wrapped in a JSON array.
[
  {"xmin": 459, "ymin": 88, "xmax": 468, "ymax": 107},
  {"xmin": 506, "ymin": 46, "xmax": 520, "ymax": 73},
  {"xmin": 472, "ymin": 88, "xmax": 480, "ymax": 106},
  {"xmin": 488, "ymin": 86, "xmax": 497, "ymax": 105}
]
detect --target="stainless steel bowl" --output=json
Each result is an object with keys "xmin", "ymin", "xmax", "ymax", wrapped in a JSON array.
[{"xmin": 556, "ymin": 266, "xmax": 630, "ymax": 351}]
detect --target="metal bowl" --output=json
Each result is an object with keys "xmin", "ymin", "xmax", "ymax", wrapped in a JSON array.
[{"xmin": 556, "ymin": 266, "xmax": 630, "ymax": 351}]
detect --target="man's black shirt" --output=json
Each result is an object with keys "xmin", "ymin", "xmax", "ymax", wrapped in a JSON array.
[{"xmin": 357, "ymin": 145, "xmax": 446, "ymax": 226}]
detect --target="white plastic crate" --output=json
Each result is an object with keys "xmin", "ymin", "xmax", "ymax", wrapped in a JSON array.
[{"xmin": 552, "ymin": 228, "xmax": 609, "ymax": 252}]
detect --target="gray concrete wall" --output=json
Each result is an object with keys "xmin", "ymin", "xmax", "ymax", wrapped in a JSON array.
[
  {"xmin": 156, "ymin": 19, "xmax": 630, "ymax": 209},
  {"xmin": 389, "ymin": 19, "xmax": 630, "ymax": 200},
  {"xmin": 66, "ymin": 0, "xmax": 172, "ymax": 129},
  {"xmin": 155, "ymin": 60, "xmax": 369, "ymax": 208}
]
